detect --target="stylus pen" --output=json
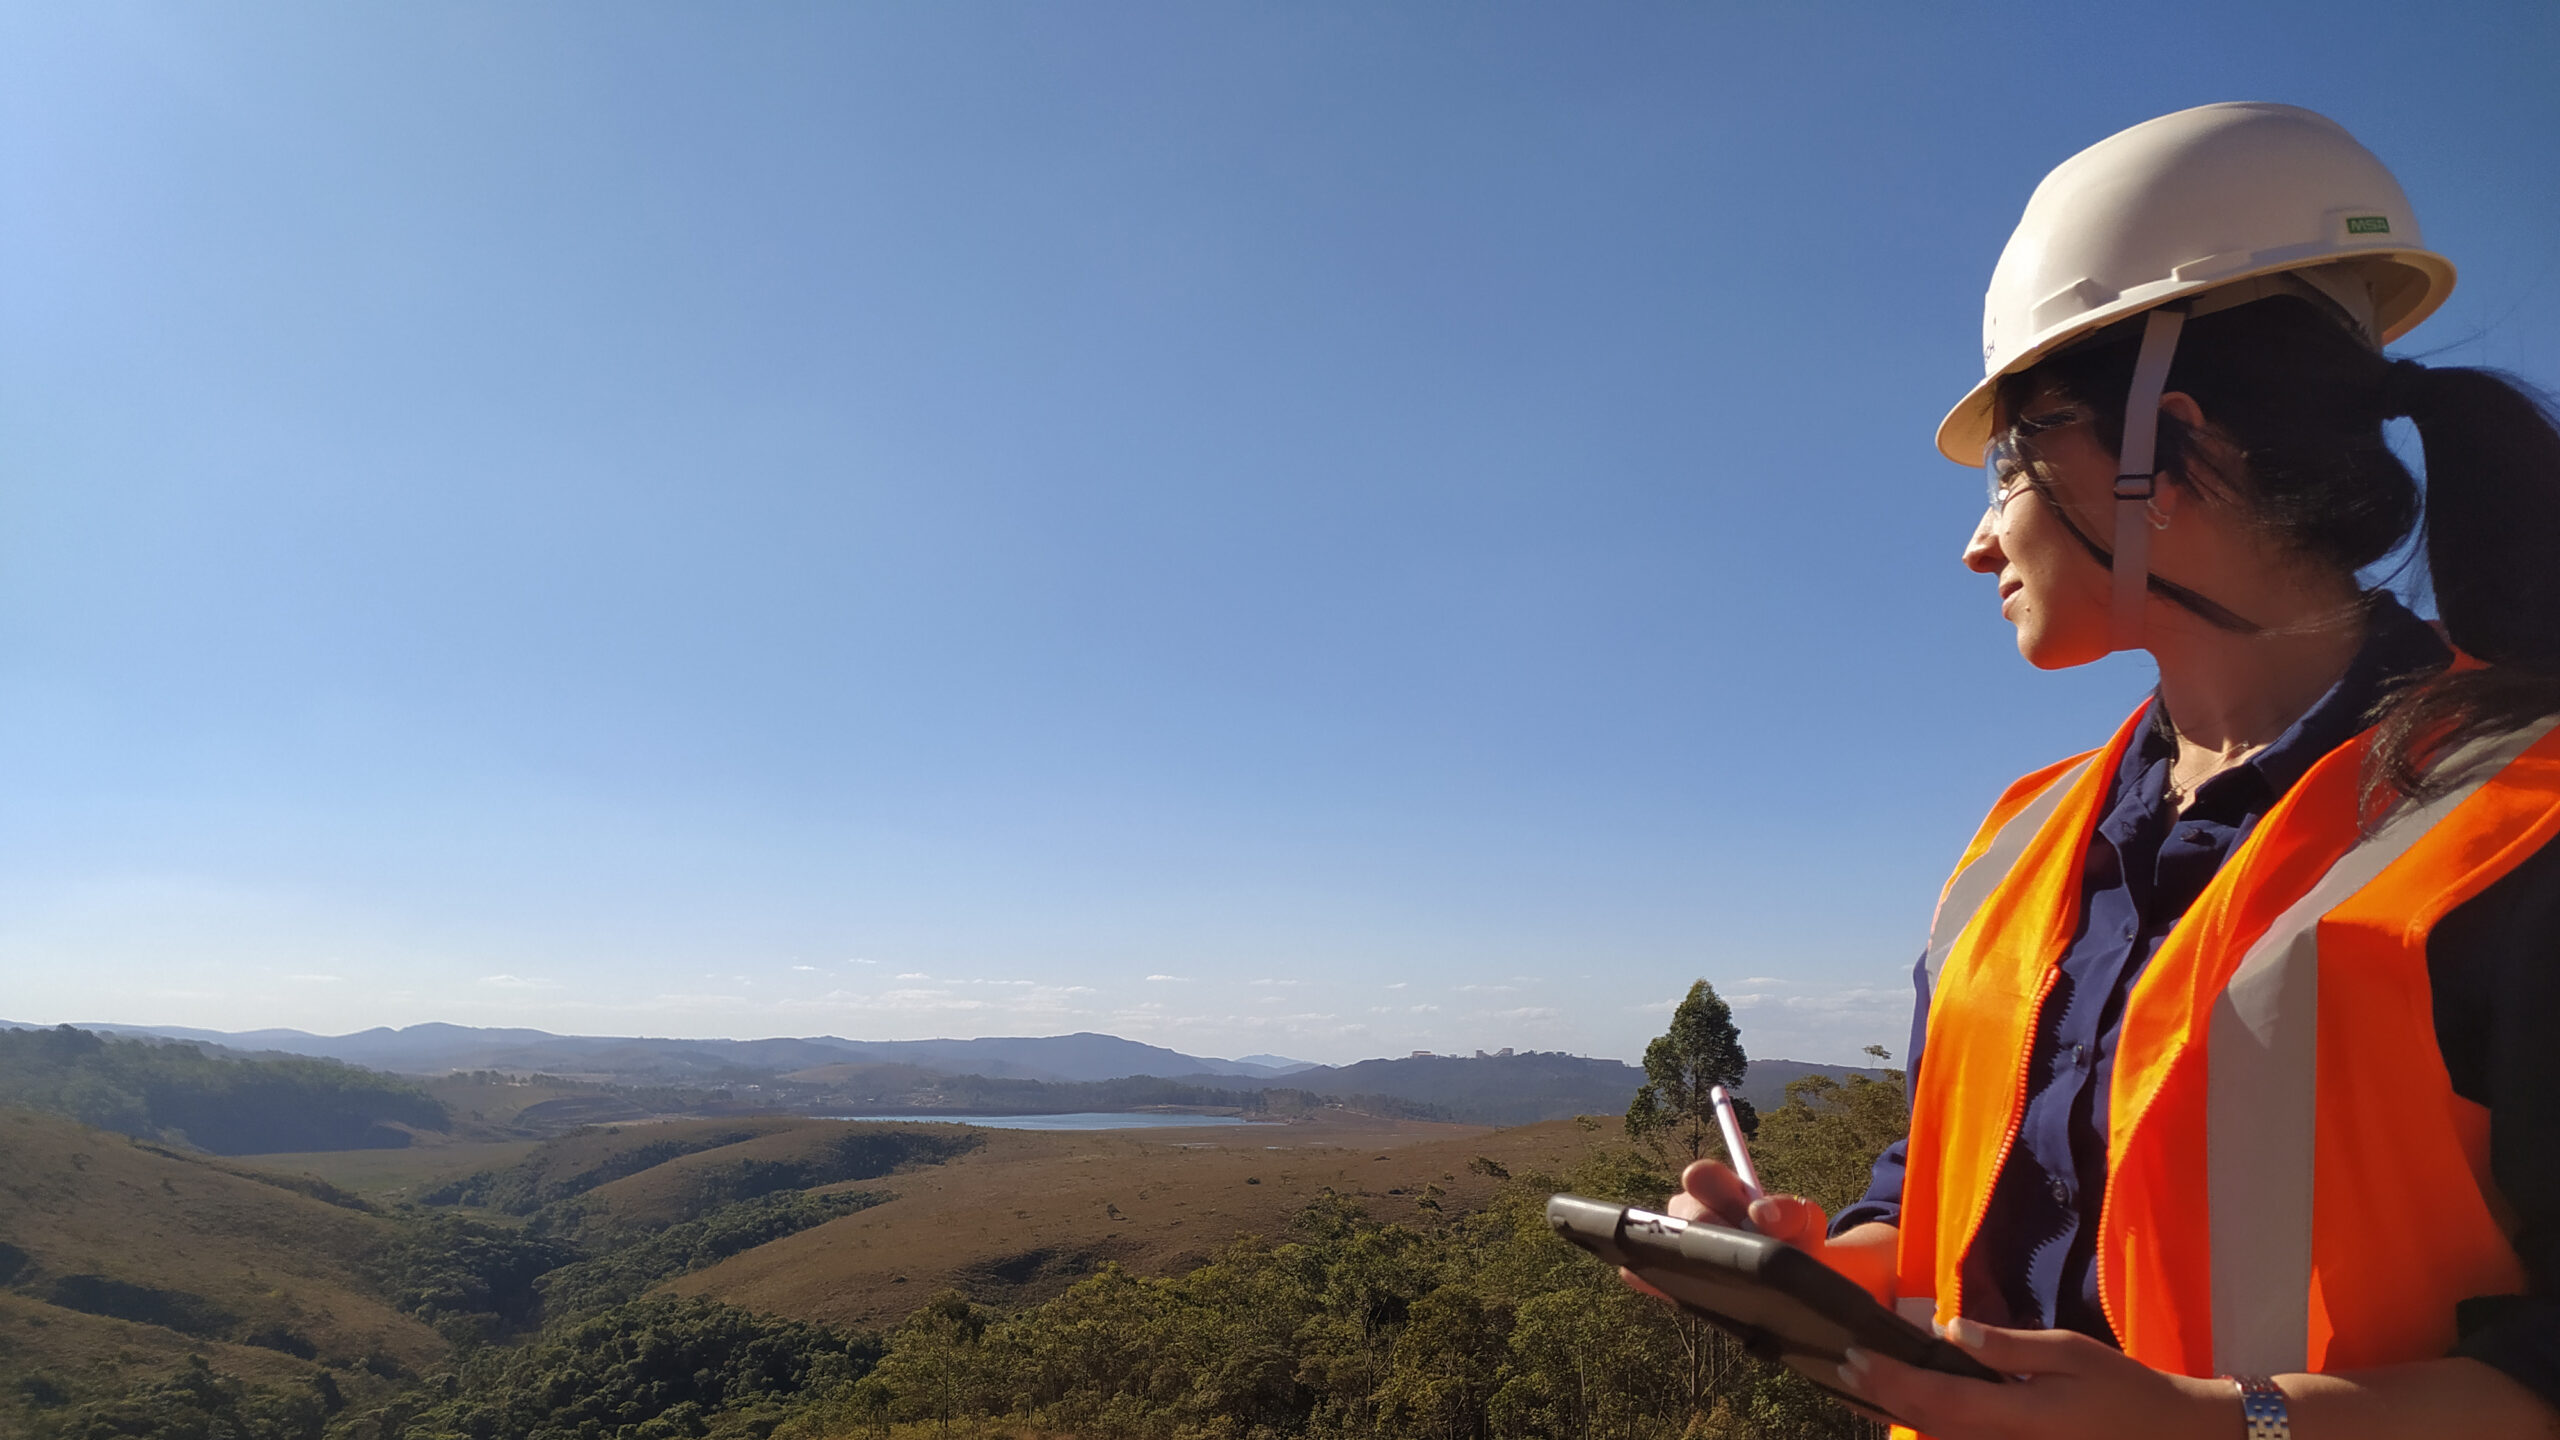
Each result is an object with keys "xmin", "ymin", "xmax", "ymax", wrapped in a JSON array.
[{"xmin": 1711, "ymin": 1084, "xmax": 1763, "ymax": 1200}]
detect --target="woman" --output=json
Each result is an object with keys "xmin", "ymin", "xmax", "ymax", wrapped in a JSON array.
[{"xmin": 1662, "ymin": 103, "xmax": 2560, "ymax": 1438}]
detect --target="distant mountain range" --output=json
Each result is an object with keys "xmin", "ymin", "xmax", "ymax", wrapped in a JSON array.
[
  {"xmin": 0, "ymin": 1022, "xmax": 1317, "ymax": 1085},
  {"xmin": 0, "ymin": 1020, "xmax": 1886, "ymax": 1122}
]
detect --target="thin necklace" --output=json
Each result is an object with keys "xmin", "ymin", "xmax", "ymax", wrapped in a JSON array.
[{"xmin": 2165, "ymin": 743, "xmax": 2267, "ymax": 810}]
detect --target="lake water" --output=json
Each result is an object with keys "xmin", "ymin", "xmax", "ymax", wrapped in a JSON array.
[{"xmin": 822, "ymin": 1111, "xmax": 1270, "ymax": 1132}]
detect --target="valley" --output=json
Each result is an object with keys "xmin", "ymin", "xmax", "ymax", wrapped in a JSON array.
[{"xmin": 0, "ymin": 1017, "xmax": 1907, "ymax": 1438}]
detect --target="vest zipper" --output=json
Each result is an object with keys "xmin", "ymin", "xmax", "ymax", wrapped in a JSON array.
[
  {"xmin": 1951, "ymin": 963, "xmax": 2060, "ymax": 1320},
  {"xmin": 2092, "ymin": 1050, "xmax": 2162, "ymax": 1345}
]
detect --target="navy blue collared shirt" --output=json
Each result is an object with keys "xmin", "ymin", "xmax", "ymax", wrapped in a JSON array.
[{"xmin": 1835, "ymin": 594, "xmax": 2454, "ymax": 1339}]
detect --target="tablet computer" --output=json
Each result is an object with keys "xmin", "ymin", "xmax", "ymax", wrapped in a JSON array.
[{"xmin": 1547, "ymin": 1193, "xmax": 2002, "ymax": 1415}]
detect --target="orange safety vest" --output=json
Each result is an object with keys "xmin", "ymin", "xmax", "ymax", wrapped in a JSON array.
[{"xmin": 1891, "ymin": 703, "xmax": 2560, "ymax": 1422}]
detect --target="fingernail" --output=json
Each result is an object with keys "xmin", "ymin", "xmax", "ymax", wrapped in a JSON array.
[
  {"xmin": 1838, "ymin": 1347, "xmax": 1870, "ymax": 1389},
  {"xmin": 1947, "ymin": 1317, "xmax": 1984, "ymax": 1349}
]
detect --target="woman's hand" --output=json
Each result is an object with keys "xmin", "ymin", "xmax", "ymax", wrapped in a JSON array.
[
  {"xmin": 1621, "ymin": 1161, "xmax": 1898, "ymax": 1307},
  {"xmin": 1835, "ymin": 1316, "xmax": 2232, "ymax": 1440},
  {"xmin": 1665, "ymin": 1158, "xmax": 1828, "ymax": 1244},
  {"xmin": 1676, "ymin": 1160, "xmax": 1900, "ymax": 1303}
]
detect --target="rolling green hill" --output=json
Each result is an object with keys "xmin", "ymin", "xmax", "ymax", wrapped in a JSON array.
[
  {"xmin": 0, "ymin": 1108, "xmax": 451, "ymax": 1435},
  {"xmin": 413, "ymin": 1116, "xmax": 812, "ymax": 1213},
  {"xmin": 0, "ymin": 1025, "xmax": 451, "ymax": 1155},
  {"xmin": 0, "ymin": 1108, "xmax": 929, "ymax": 1438},
  {"xmin": 550, "ymin": 1120, "xmax": 981, "ymax": 1233}
]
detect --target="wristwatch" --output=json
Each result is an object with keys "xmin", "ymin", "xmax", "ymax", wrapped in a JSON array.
[{"xmin": 2224, "ymin": 1375, "xmax": 2291, "ymax": 1439}]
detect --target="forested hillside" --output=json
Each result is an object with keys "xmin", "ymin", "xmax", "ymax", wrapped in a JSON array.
[
  {"xmin": 1278, "ymin": 1052, "xmax": 1648, "ymax": 1124},
  {"xmin": 4, "ymin": 1060, "xmax": 1910, "ymax": 1439},
  {"xmin": 0, "ymin": 1025, "xmax": 451, "ymax": 1154},
  {"xmin": 761, "ymin": 1068, "xmax": 1911, "ymax": 1440}
]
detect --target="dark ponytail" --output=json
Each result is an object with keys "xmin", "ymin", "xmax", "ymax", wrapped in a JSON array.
[
  {"xmin": 2365, "ymin": 361, "xmax": 2560, "ymax": 807},
  {"xmin": 1998, "ymin": 295, "xmax": 2560, "ymax": 811}
]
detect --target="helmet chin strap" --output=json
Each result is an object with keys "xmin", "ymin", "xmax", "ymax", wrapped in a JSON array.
[{"xmin": 2111, "ymin": 306, "xmax": 2188, "ymax": 651}]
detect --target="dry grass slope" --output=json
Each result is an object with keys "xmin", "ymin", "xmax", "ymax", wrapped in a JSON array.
[
  {"xmin": 227, "ymin": 1139, "xmax": 545, "ymax": 1206},
  {"xmin": 418, "ymin": 1115, "xmax": 813, "ymax": 1212},
  {"xmin": 419, "ymin": 1072, "xmax": 736, "ymax": 1138},
  {"xmin": 671, "ymin": 1113, "xmax": 1623, "ymax": 1329},
  {"xmin": 567, "ymin": 1119, "xmax": 981, "ymax": 1232},
  {"xmin": 0, "ymin": 1108, "xmax": 447, "ymax": 1415}
]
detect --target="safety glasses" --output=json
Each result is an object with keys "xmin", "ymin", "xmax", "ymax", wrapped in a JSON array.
[{"xmin": 1982, "ymin": 405, "xmax": 2091, "ymax": 514}]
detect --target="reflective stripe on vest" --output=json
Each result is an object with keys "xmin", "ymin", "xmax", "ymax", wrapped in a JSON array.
[
  {"xmin": 2202, "ymin": 715, "xmax": 2558, "ymax": 1373},
  {"xmin": 1924, "ymin": 753, "xmax": 2097, "ymax": 994}
]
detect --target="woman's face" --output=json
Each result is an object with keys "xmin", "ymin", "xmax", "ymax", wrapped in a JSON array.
[{"xmin": 1961, "ymin": 401, "xmax": 2128, "ymax": 669}]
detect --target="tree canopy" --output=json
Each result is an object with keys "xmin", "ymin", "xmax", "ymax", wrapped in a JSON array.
[{"xmin": 1624, "ymin": 980, "xmax": 1751, "ymax": 1163}]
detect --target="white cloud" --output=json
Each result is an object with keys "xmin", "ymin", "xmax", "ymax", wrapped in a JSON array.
[
  {"xmin": 284, "ymin": 973, "xmax": 344, "ymax": 984},
  {"xmin": 877, "ymin": 988, "xmax": 986, "ymax": 1011},
  {"xmin": 1698, "ymin": 974, "xmax": 1914, "ymax": 1064},
  {"xmin": 478, "ymin": 974, "xmax": 558, "ymax": 990},
  {"xmin": 1145, "ymin": 974, "xmax": 1188, "ymax": 983},
  {"xmin": 1249, "ymin": 978, "xmax": 1299, "ymax": 987},
  {"xmin": 895, "ymin": 972, "xmax": 931, "ymax": 981},
  {"xmin": 785, "ymin": 979, "xmax": 1104, "ymax": 1023},
  {"xmin": 792, "ymin": 964, "xmax": 819, "ymax": 972}
]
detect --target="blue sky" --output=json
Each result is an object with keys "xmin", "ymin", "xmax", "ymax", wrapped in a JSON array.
[{"xmin": 1, "ymin": 3, "xmax": 2553, "ymax": 1066}]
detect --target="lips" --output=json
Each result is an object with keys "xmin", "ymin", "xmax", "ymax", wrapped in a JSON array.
[{"xmin": 1998, "ymin": 579, "xmax": 2023, "ymax": 612}]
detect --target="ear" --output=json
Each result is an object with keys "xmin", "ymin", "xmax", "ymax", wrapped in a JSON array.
[
  {"xmin": 2153, "ymin": 390, "xmax": 2234, "ymax": 505},
  {"xmin": 2158, "ymin": 391, "xmax": 2206, "ymax": 431}
]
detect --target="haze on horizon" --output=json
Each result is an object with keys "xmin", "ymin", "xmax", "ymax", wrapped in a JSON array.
[{"xmin": 2, "ymin": 5, "xmax": 2553, "ymax": 1069}]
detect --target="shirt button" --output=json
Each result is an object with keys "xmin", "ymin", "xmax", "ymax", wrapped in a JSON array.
[
  {"xmin": 2121, "ymin": 921, "xmax": 2137, "ymax": 941},
  {"xmin": 2049, "ymin": 1175, "xmax": 2071, "ymax": 1205},
  {"xmin": 2072, "ymin": 1043, "xmax": 2091, "ymax": 1068}
]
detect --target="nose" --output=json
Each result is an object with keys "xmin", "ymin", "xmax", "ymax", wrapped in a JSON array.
[{"xmin": 1964, "ymin": 507, "xmax": 2005, "ymax": 575}]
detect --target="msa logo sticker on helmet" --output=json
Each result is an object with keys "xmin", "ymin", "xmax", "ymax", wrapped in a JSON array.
[{"xmin": 2345, "ymin": 215, "xmax": 2392, "ymax": 235}]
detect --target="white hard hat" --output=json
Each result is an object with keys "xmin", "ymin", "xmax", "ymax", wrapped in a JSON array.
[{"xmin": 1937, "ymin": 101, "xmax": 2455, "ymax": 466}]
